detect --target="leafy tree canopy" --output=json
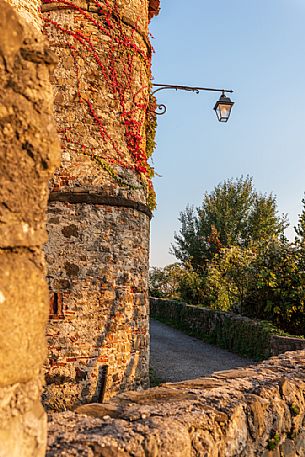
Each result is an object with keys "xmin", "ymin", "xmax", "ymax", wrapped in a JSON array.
[
  {"xmin": 149, "ymin": 262, "xmax": 206, "ymax": 304},
  {"xmin": 172, "ymin": 176, "xmax": 288, "ymax": 271},
  {"xmin": 149, "ymin": 263, "xmax": 185, "ymax": 299}
]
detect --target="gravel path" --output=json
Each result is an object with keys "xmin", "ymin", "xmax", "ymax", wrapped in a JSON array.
[{"xmin": 150, "ymin": 319, "xmax": 254, "ymax": 383}]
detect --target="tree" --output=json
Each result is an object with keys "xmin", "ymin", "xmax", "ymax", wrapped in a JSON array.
[
  {"xmin": 202, "ymin": 238, "xmax": 305, "ymax": 336},
  {"xmin": 205, "ymin": 245, "xmax": 257, "ymax": 312},
  {"xmin": 172, "ymin": 176, "xmax": 287, "ymax": 271},
  {"xmin": 170, "ymin": 206, "xmax": 208, "ymax": 272},
  {"xmin": 295, "ymin": 195, "xmax": 305, "ymax": 245},
  {"xmin": 244, "ymin": 238, "xmax": 305, "ymax": 335},
  {"xmin": 149, "ymin": 262, "xmax": 206, "ymax": 304},
  {"xmin": 149, "ymin": 263, "xmax": 185, "ymax": 299}
]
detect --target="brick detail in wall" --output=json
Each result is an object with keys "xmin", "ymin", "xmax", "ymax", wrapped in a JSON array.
[{"xmin": 49, "ymin": 292, "xmax": 64, "ymax": 319}]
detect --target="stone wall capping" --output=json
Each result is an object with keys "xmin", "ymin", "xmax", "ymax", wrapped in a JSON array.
[{"xmin": 47, "ymin": 350, "xmax": 305, "ymax": 456}]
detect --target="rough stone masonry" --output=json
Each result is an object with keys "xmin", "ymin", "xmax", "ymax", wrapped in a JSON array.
[
  {"xmin": 47, "ymin": 350, "xmax": 305, "ymax": 457},
  {"xmin": 2, "ymin": 0, "xmax": 160, "ymax": 413},
  {"xmin": 0, "ymin": 0, "xmax": 59, "ymax": 455},
  {"xmin": 42, "ymin": 0, "xmax": 160, "ymax": 410}
]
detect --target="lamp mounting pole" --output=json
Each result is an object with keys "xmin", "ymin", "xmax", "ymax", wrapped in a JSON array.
[{"xmin": 151, "ymin": 83, "xmax": 234, "ymax": 119}]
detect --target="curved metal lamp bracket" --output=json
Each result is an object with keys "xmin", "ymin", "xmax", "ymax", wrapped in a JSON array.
[
  {"xmin": 156, "ymin": 104, "xmax": 167, "ymax": 115},
  {"xmin": 152, "ymin": 84, "xmax": 233, "ymax": 116}
]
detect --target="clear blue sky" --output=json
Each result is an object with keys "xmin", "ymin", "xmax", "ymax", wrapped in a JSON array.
[{"xmin": 149, "ymin": 0, "xmax": 305, "ymax": 267}]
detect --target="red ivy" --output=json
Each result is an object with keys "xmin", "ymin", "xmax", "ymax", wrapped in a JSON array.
[{"xmin": 42, "ymin": 0, "xmax": 153, "ymax": 180}]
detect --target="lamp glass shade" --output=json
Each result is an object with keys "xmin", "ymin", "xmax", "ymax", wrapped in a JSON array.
[{"xmin": 214, "ymin": 95, "xmax": 234, "ymax": 122}]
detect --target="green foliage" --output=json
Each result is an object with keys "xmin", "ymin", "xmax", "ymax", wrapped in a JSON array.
[
  {"xmin": 205, "ymin": 245, "xmax": 257, "ymax": 312},
  {"xmin": 149, "ymin": 263, "xmax": 206, "ymax": 304},
  {"xmin": 149, "ymin": 263, "xmax": 186, "ymax": 299},
  {"xmin": 175, "ymin": 262, "xmax": 207, "ymax": 305},
  {"xmin": 146, "ymin": 94, "xmax": 157, "ymax": 159},
  {"xmin": 290, "ymin": 403, "xmax": 301, "ymax": 416},
  {"xmin": 295, "ymin": 194, "xmax": 305, "ymax": 245},
  {"xmin": 172, "ymin": 176, "xmax": 287, "ymax": 272},
  {"xmin": 200, "ymin": 238, "xmax": 305, "ymax": 335},
  {"xmin": 152, "ymin": 183, "xmax": 305, "ymax": 337},
  {"xmin": 171, "ymin": 206, "xmax": 206, "ymax": 271},
  {"xmin": 245, "ymin": 239, "xmax": 305, "ymax": 335},
  {"xmin": 267, "ymin": 433, "xmax": 280, "ymax": 451}
]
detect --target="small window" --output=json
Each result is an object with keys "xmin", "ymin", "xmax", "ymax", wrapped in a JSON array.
[{"xmin": 49, "ymin": 292, "xmax": 64, "ymax": 318}]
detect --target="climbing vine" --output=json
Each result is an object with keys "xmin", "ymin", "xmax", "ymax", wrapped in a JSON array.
[
  {"xmin": 42, "ymin": 0, "xmax": 156, "ymax": 208},
  {"xmin": 146, "ymin": 93, "xmax": 157, "ymax": 160}
]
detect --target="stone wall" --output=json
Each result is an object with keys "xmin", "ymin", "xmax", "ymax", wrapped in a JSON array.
[
  {"xmin": 42, "ymin": 0, "xmax": 157, "ymax": 409},
  {"xmin": 44, "ymin": 203, "xmax": 150, "ymax": 410},
  {"xmin": 6, "ymin": 0, "xmax": 42, "ymax": 30},
  {"xmin": 150, "ymin": 298, "xmax": 305, "ymax": 360},
  {"xmin": 271, "ymin": 335, "xmax": 305, "ymax": 357},
  {"xmin": 0, "ymin": 1, "xmax": 59, "ymax": 455},
  {"xmin": 47, "ymin": 350, "xmax": 305, "ymax": 456}
]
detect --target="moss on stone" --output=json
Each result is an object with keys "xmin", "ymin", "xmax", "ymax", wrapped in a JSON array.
[{"xmin": 268, "ymin": 433, "xmax": 280, "ymax": 450}]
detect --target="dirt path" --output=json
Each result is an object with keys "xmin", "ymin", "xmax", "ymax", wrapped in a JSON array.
[{"xmin": 150, "ymin": 319, "xmax": 254, "ymax": 383}]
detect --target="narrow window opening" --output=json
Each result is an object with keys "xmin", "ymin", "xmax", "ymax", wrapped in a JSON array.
[
  {"xmin": 49, "ymin": 292, "xmax": 63, "ymax": 318},
  {"xmin": 98, "ymin": 365, "xmax": 109, "ymax": 403},
  {"xmin": 53, "ymin": 293, "xmax": 59, "ymax": 315}
]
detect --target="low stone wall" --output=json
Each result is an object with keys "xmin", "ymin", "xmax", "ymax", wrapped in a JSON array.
[
  {"xmin": 150, "ymin": 298, "xmax": 305, "ymax": 360},
  {"xmin": 271, "ymin": 335, "xmax": 305, "ymax": 356},
  {"xmin": 47, "ymin": 351, "xmax": 305, "ymax": 456}
]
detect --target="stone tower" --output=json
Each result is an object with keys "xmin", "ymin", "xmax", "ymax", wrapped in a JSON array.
[{"xmin": 42, "ymin": 0, "xmax": 159, "ymax": 409}]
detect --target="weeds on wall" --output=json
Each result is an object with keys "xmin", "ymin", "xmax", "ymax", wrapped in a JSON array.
[{"xmin": 42, "ymin": 0, "xmax": 156, "ymax": 208}]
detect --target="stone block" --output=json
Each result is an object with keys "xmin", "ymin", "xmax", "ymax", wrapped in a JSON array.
[
  {"xmin": 0, "ymin": 245, "xmax": 49, "ymax": 388},
  {"xmin": 0, "ymin": 1, "xmax": 59, "ymax": 249}
]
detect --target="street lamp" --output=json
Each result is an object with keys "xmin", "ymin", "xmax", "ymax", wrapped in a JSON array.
[
  {"xmin": 214, "ymin": 91, "xmax": 234, "ymax": 123},
  {"xmin": 152, "ymin": 84, "xmax": 234, "ymax": 122}
]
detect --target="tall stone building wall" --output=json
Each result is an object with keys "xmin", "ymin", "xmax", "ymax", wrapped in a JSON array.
[
  {"xmin": 0, "ymin": 0, "xmax": 59, "ymax": 455},
  {"xmin": 42, "ymin": 0, "xmax": 159, "ymax": 410}
]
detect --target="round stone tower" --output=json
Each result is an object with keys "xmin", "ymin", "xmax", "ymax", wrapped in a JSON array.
[{"xmin": 42, "ymin": 0, "xmax": 159, "ymax": 410}]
